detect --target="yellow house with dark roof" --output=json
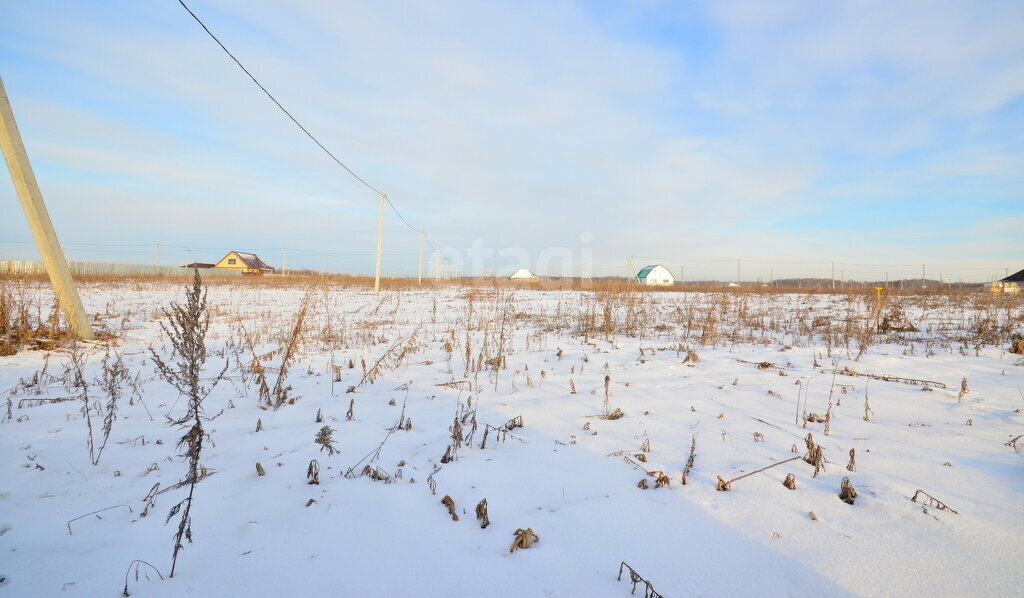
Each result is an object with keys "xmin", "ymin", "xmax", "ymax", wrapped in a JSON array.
[{"xmin": 213, "ymin": 251, "xmax": 275, "ymax": 275}]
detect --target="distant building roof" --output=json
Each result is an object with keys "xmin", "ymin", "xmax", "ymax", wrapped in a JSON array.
[
  {"xmin": 183, "ymin": 262, "xmax": 215, "ymax": 269},
  {"xmin": 509, "ymin": 268, "xmax": 538, "ymax": 280},
  {"xmin": 637, "ymin": 264, "xmax": 668, "ymax": 279},
  {"xmin": 231, "ymin": 251, "xmax": 274, "ymax": 271},
  {"xmin": 1001, "ymin": 268, "xmax": 1024, "ymax": 282}
]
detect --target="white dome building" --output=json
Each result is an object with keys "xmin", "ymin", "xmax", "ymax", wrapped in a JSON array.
[{"xmin": 636, "ymin": 264, "xmax": 674, "ymax": 286}]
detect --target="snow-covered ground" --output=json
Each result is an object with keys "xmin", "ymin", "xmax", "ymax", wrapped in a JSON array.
[{"xmin": 1, "ymin": 281, "xmax": 1022, "ymax": 597}]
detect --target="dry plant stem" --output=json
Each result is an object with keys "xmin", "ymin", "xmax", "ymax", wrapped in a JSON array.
[
  {"xmin": 911, "ymin": 489, "xmax": 959, "ymax": 514},
  {"xmin": 148, "ymin": 271, "xmax": 225, "ymax": 578},
  {"xmin": 272, "ymin": 286, "xmax": 315, "ymax": 408},
  {"xmin": 66, "ymin": 504, "xmax": 133, "ymax": 535},
  {"xmin": 617, "ymin": 562, "xmax": 664, "ymax": 598},
  {"xmin": 716, "ymin": 455, "xmax": 803, "ymax": 490},
  {"xmin": 358, "ymin": 330, "xmax": 419, "ymax": 387},
  {"xmin": 121, "ymin": 559, "xmax": 164, "ymax": 597},
  {"xmin": 822, "ymin": 367, "xmax": 947, "ymax": 389},
  {"xmin": 92, "ymin": 347, "xmax": 126, "ymax": 465},
  {"xmin": 681, "ymin": 435, "xmax": 696, "ymax": 484}
]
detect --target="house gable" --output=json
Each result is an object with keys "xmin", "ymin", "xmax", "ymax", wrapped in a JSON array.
[{"xmin": 214, "ymin": 251, "xmax": 274, "ymax": 273}]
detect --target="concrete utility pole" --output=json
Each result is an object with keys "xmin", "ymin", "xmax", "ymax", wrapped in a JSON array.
[
  {"xmin": 418, "ymin": 231, "xmax": 424, "ymax": 285},
  {"xmin": 374, "ymin": 193, "xmax": 385, "ymax": 295},
  {"xmin": 185, "ymin": 248, "xmax": 191, "ymax": 267},
  {"xmin": 155, "ymin": 243, "xmax": 160, "ymax": 267},
  {"xmin": 281, "ymin": 247, "xmax": 287, "ymax": 275},
  {"xmin": 0, "ymin": 75, "xmax": 94, "ymax": 340}
]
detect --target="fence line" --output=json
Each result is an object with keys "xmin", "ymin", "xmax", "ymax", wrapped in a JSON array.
[{"xmin": 1, "ymin": 260, "xmax": 243, "ymax": 278}]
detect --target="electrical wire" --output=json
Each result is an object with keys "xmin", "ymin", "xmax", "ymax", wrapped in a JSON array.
[{"xmin": 175, "ymin": 0, "xmax": 443, "ymax": 253}]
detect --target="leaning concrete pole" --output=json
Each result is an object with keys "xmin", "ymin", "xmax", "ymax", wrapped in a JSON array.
[{"xmin": 0, "ymin": 75, "xmax": 94, "ymax": 340}]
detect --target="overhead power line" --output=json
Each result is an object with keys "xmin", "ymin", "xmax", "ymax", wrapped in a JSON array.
[{"xmin": 174, "ymin": 0, "xmax": 441, "ymax": 254}]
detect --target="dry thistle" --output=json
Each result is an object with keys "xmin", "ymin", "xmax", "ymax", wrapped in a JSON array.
[
  {"xmin": 475, "ymin": 498, "xmax": 490, "ymax": 529},
  {"xmin": 509, "ymin": 528, "xmax": 538, "ymax": 553},
  {"xmin": 783, "ymin": 473, "xmax": 796, "ymax": 490},
  {"xmin": 804, "ymin": 433, "xmax": 825, "ymax": 477},
  {"xmin": 346, "ymin": 398, "xmax": 354, "ymax": 421},
  {"xmin": 306, "ymin": 460, "xmax": 320, "ymax": 485},
  {"xmin": 315, "ymin": 408, "xmax": 323, "ymax": 423},
  {"xmin": 569, "ymin": 379, "xmax": 577, "ymax": 394},
  {"xmin": 654, "ymin": 472, "xmax": 671, "ymax": 488},
  {"xmin": 255, "ymin": 463, "xmax": 266, "ymax": 477},
  {"xmin": 957, "ymin": 376, "xmax": 969, "ymax": 401},
  {"xmin": 441, "ymin": 495, "xmax": 459, "ymax": 521},
  {"xmin": 255, "ymin": 418, "xmax": 263, "ymax": 432},
  {"xmin": 315, "ymin": 426, "xmax": 339, "ymax": 456},
  {"xmin": 715, "ymin": 476, "xmax": 731, "ymax": 491},
  {"xmin": 149, "ymin": 271, "xmax": 227, "ymax": 578},
  {"xmin": 846, "ymin": 448, "xmax": 856, "ymax": 472},
  {"xmin": 839, "ymin": 477, "xmax": 857, "ymax": 505}
]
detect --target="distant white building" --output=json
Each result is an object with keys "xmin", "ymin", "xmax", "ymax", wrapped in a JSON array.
[
  {"xmin": 636, "ymin": 264, "xmax": 674, "ymax": 286},
  {"xmin": 509, "ymin": 268, "xmax": 539, "ymax": 281}
]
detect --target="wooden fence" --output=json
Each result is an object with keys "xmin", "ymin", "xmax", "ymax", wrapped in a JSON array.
[{"xmin": 0, "ymin": 260, "xmax": 243, "ymax": 278}]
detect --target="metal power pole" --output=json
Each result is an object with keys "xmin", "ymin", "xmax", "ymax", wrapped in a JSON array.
[
  {"xmin": 0, "ymin": 75, "xmax": 94, "ymax": 339},
  {"xmin": 374, "ymin": 193, "xmax": 385, "ymax": 295},
  {"xmin": 418, "ymin": 231, "xmax": 424, "ymax": 285}
]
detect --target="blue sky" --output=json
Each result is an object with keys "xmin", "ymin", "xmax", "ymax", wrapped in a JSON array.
[{"xmin": 1, "ymin": 0, "xmax": 1021, "ymax": 281}]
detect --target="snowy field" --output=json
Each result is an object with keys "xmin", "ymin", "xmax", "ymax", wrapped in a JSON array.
[{"xmin": 1, "ymin": 280, "xmax": 1022, "ymax": 597}]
